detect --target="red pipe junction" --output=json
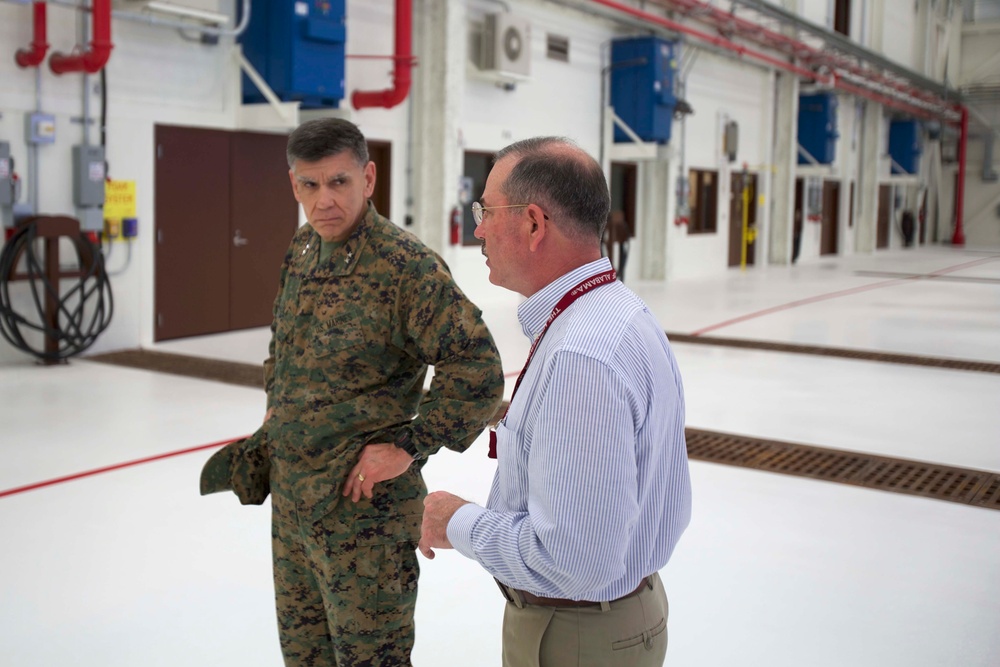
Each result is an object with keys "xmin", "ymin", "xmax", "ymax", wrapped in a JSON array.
[
  {"xmin": 351, "ymin": 0, "xmax": 413, "ymax": 109},
  {"xmin": 49, "ymin": 0, "xmax": 113, "ymax": 74},
  {"xmin": 15, "ymin": 1, "xmax": 49, "ymax": 68}
]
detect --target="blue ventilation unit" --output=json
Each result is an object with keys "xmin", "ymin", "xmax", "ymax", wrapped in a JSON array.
[
  {"xmin": 797, "ymin": 93, "xmax": 839, "ymax": 165},
  {"xmin": 889, "ymin": 120, "xmax": 922, "ymax": 175},
  {"xmin": 240, "ymin": 0, "xmax": 346, "ymax": 109},
  {"xmin": 609, "ymin": 37, "xmax": 678, "ymax": 145}
]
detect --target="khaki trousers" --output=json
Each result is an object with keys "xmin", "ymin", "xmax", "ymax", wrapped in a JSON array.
[{"xmin": 501, "ymin": 573, "xmax": 668, "ymax": 667}]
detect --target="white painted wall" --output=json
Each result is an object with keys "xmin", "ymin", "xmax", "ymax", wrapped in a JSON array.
[
  {"xmin": 796, "ymin": 0, "xmax": 833, "ymax": 29},
  {"xmin": 880, "ymin": 0, "xmax": 919, "ymax": 69}
]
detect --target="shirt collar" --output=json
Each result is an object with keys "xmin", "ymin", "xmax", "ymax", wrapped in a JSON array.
[{"xmin": 517, "ymin": 257, "xmax": 614, "ymax": 340}]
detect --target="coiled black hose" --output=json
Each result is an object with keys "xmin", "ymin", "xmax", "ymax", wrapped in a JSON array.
[{"xmin": 0, "ymin": 220, "xmax": 113, "ymax": 362}]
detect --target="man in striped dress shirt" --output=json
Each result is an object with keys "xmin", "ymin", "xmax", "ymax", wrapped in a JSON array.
[{"xmin": 419, "ymin": 137, "xmax": 692, "ymax": 667}]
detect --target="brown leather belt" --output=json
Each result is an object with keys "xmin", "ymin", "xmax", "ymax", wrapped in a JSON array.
[{"xmin": 497, "ymin": 576, "xmax": 652, "ymax": 609}]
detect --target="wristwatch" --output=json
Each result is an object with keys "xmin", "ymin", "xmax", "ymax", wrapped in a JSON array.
[{"xmin": 394, "ymin": 426, "xmax": 424, "ymax": 461}]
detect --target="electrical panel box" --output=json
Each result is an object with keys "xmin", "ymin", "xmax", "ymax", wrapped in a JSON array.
[
  {"xmin": 610, "ymin": 37, "xmax": 678, "ymax": 145},
  {"xmin": 72, "ymin": 145, "xmax": 106, "ymax": 207},
  {"xmin": 889, "ymin": 120, "xmax": 922, "ymax": 175},
  {"xmin": 240, "ymin": 0, "xmax": 346, "ymax": 109},
  {"xmin": 797, "ymin": 93, "xmax": 839, "ymax": 165},
  {"xmin": 26, "ymin": 112, "xmax": 56, "ymax": 145}
]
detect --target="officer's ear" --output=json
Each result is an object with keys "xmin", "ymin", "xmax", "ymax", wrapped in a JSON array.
[{"xmin": 363, "ymin": 161, "xmax": 376, "ymax": 198}]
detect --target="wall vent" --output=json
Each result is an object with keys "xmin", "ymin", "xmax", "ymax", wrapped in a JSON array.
[{"xmin": 546, "ymin": 34, "xmax": 569, "ymax": 62}]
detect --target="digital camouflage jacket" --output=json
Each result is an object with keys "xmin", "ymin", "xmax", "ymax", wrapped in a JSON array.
[{"xmin": 201, "ymin": 203, "xmax": 504, "ymax": 522}]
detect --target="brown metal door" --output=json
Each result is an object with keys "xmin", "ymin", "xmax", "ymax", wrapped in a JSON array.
[
  {"xmin": 229, "ymin": 131, "xmax": 298, "ymax": 331},
  {"xmin": 154, "ymin": 125, "xmax": 230, "ymax": 341},
  {"xmin": 610, "ymin": 162, "xmax": 637, "ymax": 238},
  {"xmin": 368, "ymin": 141, "xmax": 392, "ymax": 219},
  {"xmin": 820, "ymin": 180, "xmax": 840, "ymax": 255},
  {"xmin": 877, "ymin": 184, "xmax": 891, "ymax": 249}
]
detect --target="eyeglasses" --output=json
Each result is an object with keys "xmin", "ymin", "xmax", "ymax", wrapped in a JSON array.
[{"xmin": 471, "ymin": 201, "xmax": 529, "ymax": 226}]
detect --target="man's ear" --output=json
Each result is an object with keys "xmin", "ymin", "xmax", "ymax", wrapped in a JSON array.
[
  {"xmin": 288, "ymin": 170, "xmax": 301, "ymax": 204},
  {"xmin": 364, "ymin": 161, "xmax": 377, "ymax": 198},
  {"xmin": 526, "ymin": 204, "xmax": 548, "ymax": 252}
]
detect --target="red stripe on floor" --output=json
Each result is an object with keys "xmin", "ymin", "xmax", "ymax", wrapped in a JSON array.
[
  {"xmin": 691, "ymin": 256, "xmax": 1000, "ymax": 336},
  {"xmin": 0, "ymin": 436, "xmax": 244, "ymax": 499}
]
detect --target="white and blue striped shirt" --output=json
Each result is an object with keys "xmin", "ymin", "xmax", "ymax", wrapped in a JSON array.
[{"xmin": 448, "ymin": 258, "xmax": 692, "ymax": 601}]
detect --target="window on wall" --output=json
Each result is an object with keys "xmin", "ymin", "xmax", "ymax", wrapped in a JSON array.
[
  {"xmin": 688, "ymin": 169, "xmax": 719, "ymax": 234},
  {"xmin": 834, "ymin": 0, "xmax": 851, "ymax": 36}
]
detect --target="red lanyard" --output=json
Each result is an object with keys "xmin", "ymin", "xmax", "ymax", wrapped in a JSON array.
[{"xmin": 489, "ymin": 269, "xmax": 617, "ymax": 458}]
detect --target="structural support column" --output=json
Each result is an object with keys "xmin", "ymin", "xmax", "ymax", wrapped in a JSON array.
[
  {"xmin": 636, "ymin": 150, "xmax": 671, "ymax": 280},
  {"xmin": 410, "ymin": 0, "xmax": 465, "ymax": 252},
  {"xmin": 768, "ymin": 70, "xmax": 798, "ymax": 265},
  {"xmin": 855, "ymin": 99, "xmax": 883, "ymax": 252}
]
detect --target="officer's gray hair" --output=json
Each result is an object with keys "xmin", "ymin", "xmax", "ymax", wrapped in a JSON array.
[{"xmin": 287, "ymin": 118, "xmax": 370, "ymax": 169}]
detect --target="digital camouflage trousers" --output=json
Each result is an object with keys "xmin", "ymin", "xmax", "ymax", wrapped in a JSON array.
[{"xmin": 271, "ymin": 454, "xmax": 425, "ymax": 667}]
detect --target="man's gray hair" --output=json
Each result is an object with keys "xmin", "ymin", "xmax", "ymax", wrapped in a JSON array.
[
  {"xmin": 287, "ymin": 118, "xmax": 369, "ymax": 169},
  {"xmin": 495, "ymin": 137, "xmax": 611, "ymax": 240}
]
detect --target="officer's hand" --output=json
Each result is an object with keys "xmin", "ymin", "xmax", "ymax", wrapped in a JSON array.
[
  {"xmin": 418, "ymin": 491, "xmax": 468, "ymax": 559},
  {"xmin": 343, "ymin": 442, "xmax": 413, "ymax": 503}
]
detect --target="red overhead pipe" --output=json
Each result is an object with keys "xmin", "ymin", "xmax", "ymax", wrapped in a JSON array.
[
  {"xmin": 15, "ymin": 2, "xmax": 49, "ymax": 69},
  {"xmin": 650, "ymin": 0, "xmax": 948, "ymax": 112},
  {"xmin": 351, "ymin": 0, "xmax": 413, "ymax": 109},
  {"xmin": 589, "ymin": 0, "xmax": 830, "ymax": 83},
  {"xmin": 951, "ymin": 106, "xmax": 968, "ymax": 246},
  {"xmin": 49, "ymin": 0, "xmax": 113, "ymax": 75}
]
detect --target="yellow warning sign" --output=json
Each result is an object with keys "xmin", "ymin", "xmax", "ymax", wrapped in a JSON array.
[{"xmin": 104, "ymin": 180, "xmax": 136, "ymax": 219}]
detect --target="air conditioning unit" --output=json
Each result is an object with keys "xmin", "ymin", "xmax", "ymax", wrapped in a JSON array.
[{"xmin": 480, "ymin": 13, "xmax": 531, "ymax": 79}]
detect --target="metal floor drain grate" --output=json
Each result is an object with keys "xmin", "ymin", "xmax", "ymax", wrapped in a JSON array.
[
  {"xmin": 666, "ymin": 333, "xmax": 1000, "ymax": 375},
  {"xmin": 686, "ymin": 428, "xmax": 1000, "ymax": 511}
]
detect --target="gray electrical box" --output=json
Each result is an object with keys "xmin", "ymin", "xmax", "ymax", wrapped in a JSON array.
[
  {"xmin": 0, "ymin": 141, "xmax": 12, "ymax": 207},
  {"xmin": 26, "ymin": 112, "xmax": 56, "ymax": 145},
  {"xmin": 73, "ymin": 144, "xmax": 106, "ymax": 207}
]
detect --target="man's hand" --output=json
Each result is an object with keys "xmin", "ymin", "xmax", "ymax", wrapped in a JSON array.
[
  {"xmin": 343, "ymin": 442, "xmax": 414, "ymax": 503},
  {"xmin": 418, "ymin": 491, "xmax": 470, "ymax": 560}
]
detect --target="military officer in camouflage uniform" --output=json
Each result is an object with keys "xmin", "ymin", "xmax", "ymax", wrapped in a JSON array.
[{"xmin": 201, "ymin": 118, "xmax": 504, "ymax": 666}]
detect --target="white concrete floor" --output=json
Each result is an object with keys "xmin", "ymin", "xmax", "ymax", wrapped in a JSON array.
[{"xmin": 1, "ymin": 245, "xmax": 999, "ymax": 666}]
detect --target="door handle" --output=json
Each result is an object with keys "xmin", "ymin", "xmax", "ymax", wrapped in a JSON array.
[{"xmin": 233, "ymin": 229, "xmax": 249, "ymax": 247}]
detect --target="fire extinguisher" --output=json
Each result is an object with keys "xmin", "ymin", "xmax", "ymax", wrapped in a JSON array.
[{"xmin": 450, "ymin": 206, "xmax": 461, "ymax": 245}]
